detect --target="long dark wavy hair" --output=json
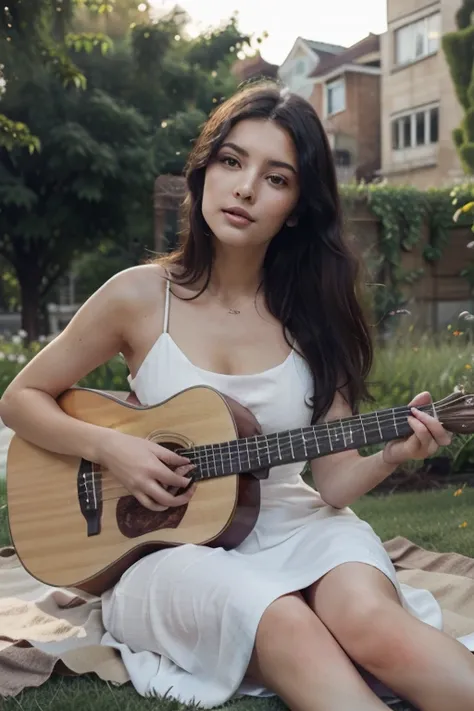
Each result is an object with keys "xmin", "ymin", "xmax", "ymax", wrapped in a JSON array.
[{"xmin": 160, "ymin": 80, "xmax": 373, "ymax": 422}]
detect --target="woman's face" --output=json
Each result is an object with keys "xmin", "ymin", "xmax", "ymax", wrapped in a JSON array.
[{"xmin": 202, "ymin": 118, "xmax": 300, "ymax": 250}]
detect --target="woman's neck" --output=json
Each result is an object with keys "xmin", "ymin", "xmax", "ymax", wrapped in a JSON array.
[{"xmin": 208, "ymin": 244, "xmax": 265, "ymax": 301}]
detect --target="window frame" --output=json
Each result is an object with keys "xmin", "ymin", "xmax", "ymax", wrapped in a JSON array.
[
  {"xmin": 391, "ymin": 104, "xmax": 440, "ymax": 151},
  {"xmin": 325, "ymin": 77, "xmax": 346, "ymax": 117},
  {"xmin": 394, "ymin": 12, "xmax": 441, "ymax": 67}
]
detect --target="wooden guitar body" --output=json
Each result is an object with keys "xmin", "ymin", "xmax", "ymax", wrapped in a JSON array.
[
  {"xmin": 7, "ymin": 385, "xmax": 474, "ymax": 595},
  {"xmin": 6, "ymin": 387, "xmax": 263, "ymax": 595}
]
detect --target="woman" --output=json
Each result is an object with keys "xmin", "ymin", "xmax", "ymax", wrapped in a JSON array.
[{"xmin": 1, "ymin": 81, "xmax": 473, "ymax": 711}]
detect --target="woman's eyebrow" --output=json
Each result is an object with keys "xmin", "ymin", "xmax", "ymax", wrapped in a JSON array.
[{"xmin": 220, "ymin": 141, "xmax": 297, "ymax": 174}]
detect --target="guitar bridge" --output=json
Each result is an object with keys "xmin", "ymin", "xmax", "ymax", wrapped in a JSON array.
[{"xmin": 77, "ymin": 460, "xmax": 103, "ymax": 537}]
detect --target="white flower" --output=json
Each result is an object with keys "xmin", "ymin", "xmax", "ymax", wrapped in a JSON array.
[
  {"xmin": 0, "ymin": 352, "xmax": 5, "ymax": 360},
  {"xmin": 7, "ymin": 354, "xmax": 16, "ymax": 361},
  {"xmin": 17, "ymin": 329, "xmax": 27, "ymax": 339},
  {"xmin": 38, "ymin": 335, "xmax": 47, "ymax": 343},
  {"xmin": 11, "ymin": 335, "xmax": 21, "ymax": 345},
  {"xmin": 16, "ymin": 354, "xmax": 27, "ymax": 364}
]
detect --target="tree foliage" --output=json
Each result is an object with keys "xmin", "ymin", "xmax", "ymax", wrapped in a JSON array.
[
  {"xmin": 0, "ymin": 1, "xmax": 254, "ymax": 337},
  {"xmin": 442, "ymin": 0, "xmax": 474, "ymax": 173}
]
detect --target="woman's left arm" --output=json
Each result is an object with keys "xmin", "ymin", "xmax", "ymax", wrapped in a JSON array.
[{"xmin": 310, "ymin": 391, "xmax": 452, "ymax": 509}]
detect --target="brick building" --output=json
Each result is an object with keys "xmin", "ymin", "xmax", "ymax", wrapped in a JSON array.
[
  {"xmin": 278, "ymin": 35, "xmax": 382, "ymax": 182},
  {"xmin": 380, "ymin": 0, "xmax": 465, "ymax": 187}
]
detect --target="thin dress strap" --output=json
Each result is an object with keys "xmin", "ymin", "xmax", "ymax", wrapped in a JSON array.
[{"xmin": 163, "ymin": 278, "xmax": 171, "ymax": 334}]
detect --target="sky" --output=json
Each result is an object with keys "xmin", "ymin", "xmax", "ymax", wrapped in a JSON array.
[{"xmin": 152, "ymin": 0, "xmax": 388, "ymax": 64}]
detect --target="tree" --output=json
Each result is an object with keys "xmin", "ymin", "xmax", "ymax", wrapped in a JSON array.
[
  {"xmin": 442, "ymin": 0, "xmax": 474, "ymax": 173},
  {"xmin": 0, "ymin": 4, "xmax": 255, "ymax": 337},
  {"xmin": 0, "ymin": 0, "xmax": 112, "ymax": 152},
  {"xmin": 1, "ymin": 76, "xmax": 157, "ymax": 338}
]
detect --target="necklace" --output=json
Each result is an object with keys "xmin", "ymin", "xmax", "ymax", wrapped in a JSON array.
[{"xmin": 209, "ymin": 288, "xmax": 257, "ymax": 315}]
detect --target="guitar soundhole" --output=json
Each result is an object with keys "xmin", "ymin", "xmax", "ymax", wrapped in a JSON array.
[{"xmin": 116, "ymin": 496, "xmax": 188, "ymax": 539}]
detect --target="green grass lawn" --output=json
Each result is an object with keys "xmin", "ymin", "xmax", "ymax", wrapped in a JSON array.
[{"xmin": 1, "ymin": 482, "xmax": 474, "ymax": 710}]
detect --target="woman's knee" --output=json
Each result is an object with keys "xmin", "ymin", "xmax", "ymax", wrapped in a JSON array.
[
  {"xmin": 252, "ymin": 591, "xmax": 355, "ymax": 671},
  {"xmin": 255, "ymin": 592, "xmax": 312, "ymax": 649},
  {"xmin": 322, "ymin": 594, "xmax": 419, "ymax": 671}
]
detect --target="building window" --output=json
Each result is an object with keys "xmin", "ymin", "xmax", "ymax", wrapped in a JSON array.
[
  {"xmin": 392, "ymin": 105, "xmax": 439, "ymax": 150},
  {"xmin": 394, "ymin": 13, "xmax": 440, "ymax": 66},
  {"xmin": 334, "ymin": 149, "xmax": 351, "ymax": 166},
  {"xmin": 430, "ymin": 107, "xmax": 439, "ymax": 143},
  {"xmin": 294, "ymin": 59, "xmax": 306, "ymax": 75},
  {"xmin": 325, "ymin": 78, "xmax": 345, "ymax": 116}
]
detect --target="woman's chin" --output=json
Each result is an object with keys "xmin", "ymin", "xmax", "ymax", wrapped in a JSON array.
[
  {"xmin": 213, "ymin": 226, "xmax": 270, "ymax": 249},
  {"xmin": 212, "ymin": 228, "xmax": 258, "ymax": 249}
]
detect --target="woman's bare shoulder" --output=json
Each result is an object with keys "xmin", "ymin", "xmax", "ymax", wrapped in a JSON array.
[
  {"xmin": 1, "ymin": 264, "xmax": 169, "ymax": 401},
  {"xmin": 104, "ymin": 263, "xmax": 168, "ymax": 314}
]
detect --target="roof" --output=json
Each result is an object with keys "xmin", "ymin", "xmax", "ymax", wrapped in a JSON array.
[
  {"xmin": 310, "ymin": 33, "xmax": 380, "ymax": 78},
  {"xmin": 231, "ymin": 52, "xmax": 279, "ymax": 82},
  {"xmin": 302, "ymin": 39, "xmax": 347, "ymax": 56}
]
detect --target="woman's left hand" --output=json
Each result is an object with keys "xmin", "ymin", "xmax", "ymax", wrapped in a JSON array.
[{"xmin": 382, "ymin": 391, "xmax": 453, "ymax": 466}]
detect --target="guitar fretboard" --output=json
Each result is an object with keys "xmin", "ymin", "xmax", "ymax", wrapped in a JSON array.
[{"xmin": 180, "ymin": 403, "xmax": 435, "ymax": 480}]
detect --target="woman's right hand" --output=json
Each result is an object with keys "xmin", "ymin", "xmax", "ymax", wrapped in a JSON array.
[{"xmin": 97, "ymin": 430, "xmax": 196, "ymax": 511}]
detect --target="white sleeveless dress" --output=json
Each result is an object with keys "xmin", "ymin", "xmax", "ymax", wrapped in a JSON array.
[{"xmin": 101, "ymin": 280, "xmax": 444, "ymax": 707}]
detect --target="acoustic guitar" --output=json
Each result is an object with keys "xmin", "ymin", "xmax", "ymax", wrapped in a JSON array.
[{"xmin": 6, "ymin": 386, "xmax": 474, "ymax": 595}]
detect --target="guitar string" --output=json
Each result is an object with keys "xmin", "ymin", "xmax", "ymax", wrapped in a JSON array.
[
  {"xmin": 78, "ymin": 400, "xmax": 469, "ymax": 500},
  {"xmin": 79, "ymin": 395, "xmax": 466, "ymax": 499}
]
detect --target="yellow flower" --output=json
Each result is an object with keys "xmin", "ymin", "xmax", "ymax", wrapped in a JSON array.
[
  {"xmin": 453, "ymin": 201, "xmax": 474, "ymax": 222},
  {"xmin": 454, "ymin": 488, "xmax": 464, "ymax": 497},
  {"xmin": 459, "ymin": 521, "xmax": 468, "ymax": 528},
  {"xmin": 465, "ymin": 364, "xmax": 472, "ymax": 370}
]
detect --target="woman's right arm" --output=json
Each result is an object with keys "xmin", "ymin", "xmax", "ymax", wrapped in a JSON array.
[
  {"xmin": 0, "ymin": 267, "xmax": 195, "ymax": 510},
  {"xmin": 0, "ymin": 270, "xmax": 134, "ymax": 461}
]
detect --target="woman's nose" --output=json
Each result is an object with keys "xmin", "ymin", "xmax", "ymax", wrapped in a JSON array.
[{"xmin": 233, "ymin": 180, "xmax": 255, "ymax": 202}]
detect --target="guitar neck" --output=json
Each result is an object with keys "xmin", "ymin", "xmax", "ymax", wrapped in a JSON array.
[{"xmin": 182, "ymin": 403, "xmax": 436, "ymax": 480}]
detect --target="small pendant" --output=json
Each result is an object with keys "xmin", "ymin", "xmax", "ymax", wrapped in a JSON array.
[{"xmin": 228, "ymin": 308, "xmax": 240, "ymax": 315}]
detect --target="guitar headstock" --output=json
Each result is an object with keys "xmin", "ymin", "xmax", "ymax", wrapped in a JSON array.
[{"xmin": 434, "ymin": 390, "xmax": 474, "ymax": 434}]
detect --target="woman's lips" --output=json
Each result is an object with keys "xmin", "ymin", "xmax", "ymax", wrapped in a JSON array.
[{"xmin": 222, "ymin": 209, "xmax": 254, "ymax": 227}]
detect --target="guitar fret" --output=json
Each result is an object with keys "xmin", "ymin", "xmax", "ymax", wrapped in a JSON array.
[
  {"xmin": 347, "ymin": 421, "xmax": 354, "ymax": 445},
  {"xmin": 339, "ymin": 419, "xmax": 347, "ymax": 448},
  {"xmin": 313, "ymin": 429, "xmax": 320, "ymax": 455},
  {"xmin": 255, "ymin": 435, "xmax": 261, "ymax": 467},
  {"xmin": 265, "ymin": 436, "xmax": 271, "ymax": 464},
  {"xmin": 326, "ymin": 422, "xmax": 333, "ymax": 452},
  {"xmin": 228, "ymin": 441, "xmax": 232, "ymax": 474},
  {"xmin": 301, "ymin": 429, "xmax": 308, "ymax": 457},
  {"xmin": 375, "ymin": 410, "xmax": 383, "ymax": 439},
  {"xmin": 289, "ymin": 431, "xmax": 295, "ymax": 459},
  {"xmin": 211, "ymin": 444, "xmax": 217, "ymax": 477},
  {"xmin": 359, "ymin": 414, "xmax": 367, "ymax": 444},
  {"xmin": 276, "ymin": 433, "xmax": 282, "ymax": 460},
  {"xmin": 392, "ymin": 408, "xmax": 399, "ymax": 437},
  {"xmin": 245, "ymin": 438, "xmax": 250, "ymax": 470}
]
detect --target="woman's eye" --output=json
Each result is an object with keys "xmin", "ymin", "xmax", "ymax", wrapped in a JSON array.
[
  {"xmin": 268, "ymin": 175, "xmax": 287, "ymax": 187},
  {"xmin": 221, "ymin": 156, "xmax": 239, "ymax": 167}
]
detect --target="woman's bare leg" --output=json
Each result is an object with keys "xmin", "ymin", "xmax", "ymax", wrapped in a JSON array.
[
  {"xmin": 247, "ymin": 592, "xmax": 389, "ymax": 711},
  {"xmin": 307, "ymin": 562, "xmax": 474, "ymax": 711}
]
